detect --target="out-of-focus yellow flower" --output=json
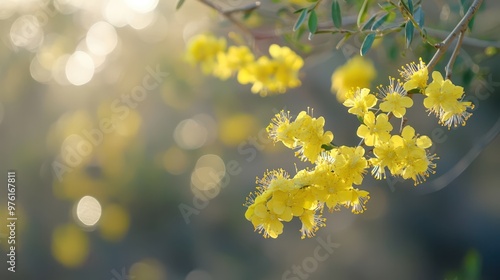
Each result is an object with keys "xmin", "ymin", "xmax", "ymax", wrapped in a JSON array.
[
  {"xmin": 185, "ymin": 34, "xmax": 226, "ymax": 74},
  {"xmin": 99, "ymin": 204, "xmax": 130, "ymax": 241},
  {"xmin": 51, "ymin": 224, "xmax": 89, "ymax": 268},
  {"xmin": 287, "ymin": 0, "xmax": 314, "ymax": 6},
  {"xmin": 213, "ymin": 46, "xmax": 254, "ymax": 80},
  {"xmin": 331, "ymin": 56, "xmax": 376, "ymax": 102},
  {"xmin": 238, "ymin": 44, "xmax": 303, "ymax": 96}
]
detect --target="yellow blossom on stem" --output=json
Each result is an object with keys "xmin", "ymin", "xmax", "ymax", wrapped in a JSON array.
[
  {"xmin": 331, "ymin": 56, "xmax": 376, "ymax": 102},
  {"xmin": 337, "ymin": 188, "xmax": 370, "ymax": 214},
  {"xmin": 357, "ymin": 112, "xmax": 393, "ymax": 146},
  {"xmin": 391, "ymin": 126, "xmax": 437, "ymax": 185},
  {"xmin": 266, "ymin": 190, "xmax": 304, "ymax": 222},
  {"xmin": 267, "ymin": 110, "xmax": 334, "ymax": 163},
  {"xmin": 370, "ymin": 139, "xmax": 401, "ymax": 179},
  {"xmin": 424, "ymin": 71, "xmax": 473, "ymax": 128},
  {"xmin": 331, "ymin": 146, "xmax": 368, "ymax": 185},
  {"xmin": 185, "ymin": 34, "xmax": 226, "ymax": 74},
  {"xmin": 378, "ymin": 78, "xmax": 414, "ymax": 118},
  {"xmin": 343, "ymin": 88, "xmax": 377, "ymax": 118},
  {"xmin": 399, "ymin": 58, "xmax": 428, "ymax": 92},
  {"xmin": 299, "ymin": 208, "xmax": 325, "ymax": 239},
  {"xmin": 252, "ymin": 203, "xmax": 284, "ymax": 239}
]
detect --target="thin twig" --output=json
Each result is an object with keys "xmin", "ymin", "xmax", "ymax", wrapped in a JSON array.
[
  {"xmin": 445, "ymin": 30, "xmax": 465, "ymax": 79},
  {"xmin": 427, "ymin": 0, "xmax": 483, "ymax": 73},
  {"xmin": 425, "ymin": 27, "xmax": 500, "ymax": 49},
  {"xmin": 197, "ymin": 0, "xmax": 273, "ymax": 41},
  {"xmin": 224, "ymin": 1, "xmax": 261, "ymax": 15}
]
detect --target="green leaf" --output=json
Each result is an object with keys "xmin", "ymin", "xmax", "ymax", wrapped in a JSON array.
[
  {"xmin": 176, "ymin": 0, "xmax": 186, "ymax": 10},
  {"xmin": 357, "ymin": 0, "xmax": 370, "ymax": 27},
  {"xmin": 361, "ymin": 14, "xmax": 377, "ymax": 31},
  {"xmin": 405, "ymin": 21, "xmax": 414, "ymax": 48},
  {"xmin": 360, "ymin": 33, "xmax": 376, "ymax": 56},
  {"xmin": 331, "ymin": 1, "xmax": 342, "ymax": 28},
  {"xmin": 378, "ymin": 2, "xmax": 396, "ymax": 11},
  {"xmin": 414, "ymin": 7, "xmax": 424, "ymax": 28},
  {"xmin": 294, "ymin": 9, "xmax": 308, "ymax": 31},
  {"xmin": 407, "ymin": 0, "xmax": 413, "ymax": 15},
  {"xmin": 371, "ymin": 12, "xmax": 389, "ymax": 30},
  {"xmin": 308, "ymin": 10, "xmax": 318, "ymax": 34},
  {"xmin": 294, "ymin": 8, "xmax": 306, "ymax": 14}
]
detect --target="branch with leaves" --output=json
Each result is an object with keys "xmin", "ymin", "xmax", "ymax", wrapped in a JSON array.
[{"xmin": 178, "ymin": 0, "xmax": 494, "ymax": 239}]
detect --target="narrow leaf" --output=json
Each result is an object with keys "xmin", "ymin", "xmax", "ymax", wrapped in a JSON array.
[
  {"xmin": 361, "ymin": 14, "xmax": 377, "ymax": 31},
  {"xmin": 360, "ymin": 33, "xmax": 376, "ymax": 56},
  {"xmin": 176, "ymin": 0, "xmax": 186, "ymax": 10},
  {"xmin": 371, "ymin": 12, "xmax": 389, "ymax": 30},
  {"xmin": 293, "ymin": 8, "xmax": 306, "ymax": 14},
  {"xmin": 331, "ymin": 1, "xmax": 342, "ymax": 28},
  {"xmin": 308, "ymin": 10, "xmax": 318, "ymax": 34},
  {"xmin": 414, "ymin": 7, "xmax": 424, "ymax": 28},
  {"xmin": 357, "ymin": 0, "xmax": 370, "ymax": 27},
  {"xmin": 294, "ymin": 9, "xmax": 308, "ymax": 31},
  {"xmin": 407, "ymin": 0, "xmax": 414, "ymax": 15},
  {"xmin": 405, "ymin": 21, "xmax": 414, "ymax": 48}
]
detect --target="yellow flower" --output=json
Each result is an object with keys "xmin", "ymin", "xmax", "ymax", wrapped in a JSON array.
[
  {"xmin": 399, "ymin": 58, "xmax": 428, "ymax": 91},
  {"xmin": 237, "ymin": 44, "xmax": 303, "ymax": 96},
  {"xmin": 331, "ymin": 56, "xmax": 376, "ymax": 102},
  {"xmin": 424, "ymin": 71, "xmax": 473, "ymax": 128},
  {"xmin": 391, "ymin": 126, "xmax": 436, "ymax": 185},
  {"xmin": 185, "ymin": 34, "xmax": 226, "ymax": 74},
  {"xmin": 252, "ymin": 203, "xmax": 284, "ymax": 239},
  {"xmin": 269, "ymin": 44, "xmax": 304, "ymax": 91},
  {"xmin": 337, "ymin": 188, "xmax": 370, "ymax": 214},
  {"xmin": 370, "ymin": 139, "xmax": 401, "ymax": 179},
  {"xmin": 357, "ymin": 112, "xmax": 393, "ymax": 146},
  {"xmin": 267, "ymin": 190, "xmax": 304, "ymax": 222},
  {"xmin": 332, "ymin": 146, "xmax": 368, "ymax": 185},
  {"xmin": 299, "ymin": 208, "xmax": 325, "ymax": 239},
  {"xmin": 343, "ymin": 88, "xmax": 377, "ymax": 118},
  {"xmin": 238, "ymin": 56, "xmax": 277, "ymax": 95},
  {"xmin": 378, "ymin": 78, "xmax": 414, "ymax": 118},
  {"xmin": 267, "ymin": 110, "xmax": 334, "ymax": 163},
  {"xmin": 213, "ymin": 45, "xmax": 254, "ymax": 80}
]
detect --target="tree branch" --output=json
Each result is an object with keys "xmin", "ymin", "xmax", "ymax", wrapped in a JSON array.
[
  {"xmin": 445, "ymin": 30, "xmax": 465, "ymax": 79},
  {"xmin": 427, "ymin": 0, "xmax": 483, "ymax": 73}
]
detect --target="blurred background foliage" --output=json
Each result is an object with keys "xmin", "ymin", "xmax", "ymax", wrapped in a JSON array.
[{"xmin": 0, "ymin": 0, "xmax": 499, "ymax": 279}]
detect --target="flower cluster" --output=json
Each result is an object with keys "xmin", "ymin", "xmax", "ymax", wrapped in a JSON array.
[
  {"xmin": 399, "ymin": 59, "xmax": 474, "ymax": 128},
  {"xmin": 245, "ymin": 58, "xmax": 474, "ymax": 239},
  {"xmin": 185, "ymin": 34, "xmax": 304, "ymax": 96},
  {"xmin": 245, "ymin": 110, "xmax": 370, "ymax": 239}
]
